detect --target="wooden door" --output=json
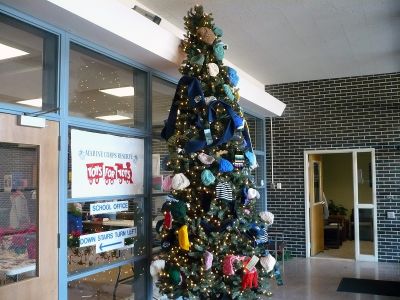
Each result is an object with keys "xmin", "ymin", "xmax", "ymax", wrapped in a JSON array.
[
  {"xmin": 0, "ymin": 113, "xmax": 58, "ymax": 300},
  {"xmin": 309, "ymin": 154, "xmax": 324, "ymax": 256}
]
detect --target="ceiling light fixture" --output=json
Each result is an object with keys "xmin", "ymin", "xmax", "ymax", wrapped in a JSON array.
[
  {"xmin": 0, "ymin": 43, "xmax": 29, "ymax": 60},
  {"xmin": 16, "ymin": 98, "xmax": 42, "ymax": 107},
  {"xmin": 99, "ymin": 86, "xmax": 135, "ymax": 97},
  {"xmin": 96, "ymin": 115, "xmax": 131, "ymax": 121},
  {"xmin": 96, "ymin": 111, "xmax": 133, "ymax": 121}
]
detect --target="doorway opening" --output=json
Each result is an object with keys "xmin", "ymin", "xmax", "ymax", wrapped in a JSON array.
[{"xmin": 305, "ymin": 149, "xmax": 377, "ymax": 262}]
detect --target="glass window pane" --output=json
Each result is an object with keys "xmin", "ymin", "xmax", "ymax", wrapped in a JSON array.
[
  {"xmin": 68, "ymin": 262, "xmax": 146, "ymax": 299},
  {"xmin": 322, "ymin": 153, "xmax": 353, "ymax": 218},
  {"xmin": 67, "ymin": 198, "xmax": 144, "ymax": 274},
  {"xmin": 151, "ymin": 77, "xmax": 176, "ymax": 252},
  {"xmin": 67, "ymin": 128, "xmax": 145, "ymax": 198},
  {"xmin": 245, "ymin": 113, "xmax": 265, "ymax": 211},
  {"xmin": 253, "ymin": 154, "xmax": 265, "ymax": 188},
  {"xmin": 152, "ymin": 196, "xmax": 165, "ymax": 252},
  {"xmin": 152, "ymin": 76, "xmax": 176, "ymax": 138},
  {"xmin": 0, "ymin": 14, "xmax": 58, "ymax": 110},
  {"xmin": 358, "ymin": 208, "xmax": 374, "ymax": 255},
  {"xmin": 254, "ymin": 155, "xmax": 266, "ymax": 211},
  {"xmin": 151, "ymin": 76, "xmax": 175, "ymax": 179},
  {"xmin": 244, "ymin": 113, "xmax": 264, "ymax": 151},
  {"xmin": 357, "ymin": 152, "xmax": 373, "ymax": 204},
  {"xmin": 313, "ymin": 162, "xmax": 321, "ymax": 203},
  {"xmin": 0, "ymin": 143, "xmax": 38, "ymax": 286},
  {"xmin": 69, "ymin": 44, "xmax": 147, "ymax": 129}
]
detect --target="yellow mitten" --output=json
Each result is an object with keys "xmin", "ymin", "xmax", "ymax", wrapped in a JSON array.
[{"xmin": 178, "ymin": 225, "xmax": 190, "ymax": 251}]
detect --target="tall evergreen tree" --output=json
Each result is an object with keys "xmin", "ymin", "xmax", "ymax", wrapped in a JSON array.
[{"xmin": 151, "ymin": 5, "xmax": 282, "ymax": 299}]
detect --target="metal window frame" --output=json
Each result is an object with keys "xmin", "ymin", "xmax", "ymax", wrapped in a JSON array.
[
  {"xmin": 0, "ymin": 4, "xmax": 270, "ymax": 299},
  {"xmin": 0, "ymin": 3, "xmax": 180, "ymax": 299},
  {"xmin": 61, "ymin": 32, "xmax": 155, "ymax": 300}
]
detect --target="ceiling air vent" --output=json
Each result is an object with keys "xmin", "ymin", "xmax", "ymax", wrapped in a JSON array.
[{"xmin": 132, "ymin": 5, "xmax": 161, "ymax": 25}]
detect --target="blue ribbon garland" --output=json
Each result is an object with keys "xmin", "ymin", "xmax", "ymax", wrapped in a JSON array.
[
  {"xmin": 161, "ymin": 76, "xmax": 204, "ymax": 140},
  {"xmin": 161, "ymin": 76, "xmax": 254, "ymax": 153}
]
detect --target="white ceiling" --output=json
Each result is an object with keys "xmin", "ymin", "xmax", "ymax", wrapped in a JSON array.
[{"xmin": 137, "ymin": 0, "xmax": 400, "ymax": 84}]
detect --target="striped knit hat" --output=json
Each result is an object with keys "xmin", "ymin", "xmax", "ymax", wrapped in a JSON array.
[
  {"xmin": 215, "ymin": 182, "xmax": 233, "ymax": 201},
  {"xmin": 255, "ymin": 227, "xmax": 268, "ymax": 245},
  {"xmin": 233, "ymin": 154, "xmax": 245, "ymax": 168}
]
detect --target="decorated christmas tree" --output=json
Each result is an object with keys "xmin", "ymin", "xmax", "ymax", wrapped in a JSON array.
[{"xmin": 151, "ymin": 5, "xmax": 282, "ymax": 299}]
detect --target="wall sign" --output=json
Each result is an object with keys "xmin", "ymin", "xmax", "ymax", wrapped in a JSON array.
[
  {"xmin": 79, "ymin": 227, "xmax": 137, "ymax": 253},
  {"xmin": 71, "ymin": 129, "xmax": 144, "ymax": 198}
]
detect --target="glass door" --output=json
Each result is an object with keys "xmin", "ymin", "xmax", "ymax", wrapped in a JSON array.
[
  {"xmin": 0, "ymin": 113, "xmax": 59, "ymax": 299},
  {"xmin": 353, "ymin": 150, "xmax": 377, "ymax": 261},
  {"xmin": 309, "ymin": 154, "xmax": 324, "ymax": 256}
]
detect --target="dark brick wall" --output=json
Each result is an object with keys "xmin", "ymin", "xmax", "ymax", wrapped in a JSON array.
[{"xmin": 265, "ymin": 72, "xmax": 400, "ymax": 262}]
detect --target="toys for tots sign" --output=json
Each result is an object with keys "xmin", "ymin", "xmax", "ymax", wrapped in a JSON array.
[{"xmin": 71, "ymin": 130, "xmax": 144, "ymax": 198}]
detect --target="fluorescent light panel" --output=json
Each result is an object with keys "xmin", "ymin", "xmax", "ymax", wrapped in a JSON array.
[
  {"xmin": 0, "ymin": 43, "xmax": 29, "ymax": 60},
  {"xmin": 99, "ymin": 86, "xmax": 135, "ymax": 97},
  {"xmin": 96, "ymin": 115, "xmax": 131, "ymax": 121},
  {"xmin": 17, "ymin": 98, "xmax": 42, "ymax": 107}
]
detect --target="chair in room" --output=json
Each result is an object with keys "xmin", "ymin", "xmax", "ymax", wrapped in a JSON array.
[
  {"xmin": 267, "ymin": 230, "xmax": 286, "ymax": 271},
  {"xmin": 327, "ymin": 215, "xmax": 348, "ymax": 242},
  {"xmin": 324, "ymin": 215, "xmax": 348, "ymax": 249},
  {"xmin": 324, "ymin": 222, "xmax": 342, "ymax": 249}
]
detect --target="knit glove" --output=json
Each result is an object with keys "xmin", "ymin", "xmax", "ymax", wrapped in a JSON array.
[{"xmin": 178, "ymin": 225, "xmax": 190, "ymax": 251}]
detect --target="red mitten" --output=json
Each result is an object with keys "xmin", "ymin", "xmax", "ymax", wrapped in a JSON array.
[
  {"xmin": 241, "ymin": 258, "xmax": 259, "ymax": 290},
  {"xmin": 241, "ymin": 270, "xmax": 259, "ymax": 290},
  {"xmin": 242, "ymin": 271, "xmax": 252, "ymax": 289},
  {"xmin": 163, "ymin": 211, "xmax": 173, "ymax": 229},
  {"xmin": 251, "ymin": 269, "xmax": 259, "ymax": 288}
]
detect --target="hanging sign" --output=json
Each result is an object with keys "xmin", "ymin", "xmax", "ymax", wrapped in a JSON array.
[
  {"xmin": 71, "ymin": 129, "xmax": 144, "ymax": 198},
  {"xmin": 79, "ymin": 227, "xmax": 137, "ymax": 253}
]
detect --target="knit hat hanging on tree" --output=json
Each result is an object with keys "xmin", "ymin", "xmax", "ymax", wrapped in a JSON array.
[
  {"xmin": 198, "ymin": 153, "xmax": 215, "ymax": 165},
  {"xmin": 162, "ymin": 175, "xmax": 174, "ymax": 192},
  {"xmin": 153, "ymin": 5, "xmax": 282, "ymax": 299}
]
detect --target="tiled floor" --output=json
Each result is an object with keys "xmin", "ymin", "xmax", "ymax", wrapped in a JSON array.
[
  {"xmin": 267, "ymin": 258, "xmax": 400, "ymax": 300},
  {"xmin": 68, "ymin": 265, "xmax": 134, "ymax": 299},
  {"xmin": 316, "ymin": 240, "xmax": 375, "ymax": 259}
]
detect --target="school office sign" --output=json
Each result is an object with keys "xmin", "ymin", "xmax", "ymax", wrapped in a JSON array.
[
  {"xmin": 90, "ymin": 200, "xmax": 129, "ymax": 215},
  {"xmin": 71, "ymin": 129, "xmax": 144, "ymax": 198}
]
